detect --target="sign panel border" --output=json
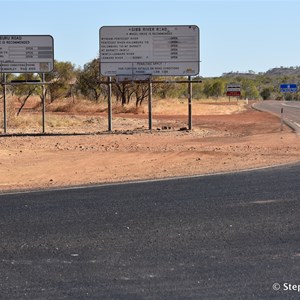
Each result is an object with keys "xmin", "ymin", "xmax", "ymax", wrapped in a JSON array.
[
  {"xmin": 0, "ymin": 35, "xmax": 54, "ymax": 73},
  {"xmin": 99, "ymin": 25, "xmax": 200, "ymax": 77},
  {"xmin": 226, "ymin": 84, "xmax": 241, "ymax": 97}
]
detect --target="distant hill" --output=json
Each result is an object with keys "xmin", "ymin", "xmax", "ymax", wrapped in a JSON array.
[
  {"xmin": 265, "ymin": 67, "xmax": 300, "ymax": 77},
  {"xmin": 222, "ymin": 71, "xmax": 256, "ymax": 78},
  {"xmin": 222, "ymin": 66, "xmax": 300, "ymax": 78}
]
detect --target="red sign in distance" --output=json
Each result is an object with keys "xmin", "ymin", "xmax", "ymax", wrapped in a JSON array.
[{"xmin": 226, "ymin": 91, "xmax": 241, "ymax": 97}]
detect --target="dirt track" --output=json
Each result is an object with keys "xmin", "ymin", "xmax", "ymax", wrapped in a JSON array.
[{"xmin": 1, "ymin": 103, "xmax": 300, "ymax": 192}]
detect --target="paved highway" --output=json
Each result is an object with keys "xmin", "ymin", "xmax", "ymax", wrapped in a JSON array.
[
  {"xmin": 254, "ymin": 100, "xmax": 300, "ymax": 133},
  {"xmin": 1, "ymin": 164, "xmax": 300, "ymax": 299}
]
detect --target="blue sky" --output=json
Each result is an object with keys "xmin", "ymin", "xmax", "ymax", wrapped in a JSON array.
[{"xmin": 1, "ymin": 0, "xmax": 300, "ymax": 77}]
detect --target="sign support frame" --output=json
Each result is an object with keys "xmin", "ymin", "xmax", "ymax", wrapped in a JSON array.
[
  {"xmin": 101, "ymin": 77, "xmax": 201, "ymax": 132},
  {"xmin": 0, "ymin": 78, "xmax": 51, "ymax": 134}
]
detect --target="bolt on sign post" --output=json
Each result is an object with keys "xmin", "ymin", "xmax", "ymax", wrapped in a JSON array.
[
  {"xmin": 0, "ymin": 35, "xmax": 54, "ymax": 134},
  {"xmin": 99, "ymin": 25, "xmax": 200, "ymax": 131}
]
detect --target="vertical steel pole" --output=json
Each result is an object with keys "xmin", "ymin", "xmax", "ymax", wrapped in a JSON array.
[
  {"xmin": 148, "ymin": 77, "xmax": 152, "ymax": 130},
  {"xmin": 108, "ymin": 76, "xmax": 112, "ymax": 132},
  {"xmin": 42, "ymin": 73, "xmax": 46, "ymax": 133},
  {"xmin": 281, "ymin": 107, "xmax": 284, "ymax": 131},
  {"xmin": 3, "ymin": 74, "xmax": 7, "ymax": 134},
  {"xmin": 188, "ymin": 76, "xmax": 192, "ymax": 130}
]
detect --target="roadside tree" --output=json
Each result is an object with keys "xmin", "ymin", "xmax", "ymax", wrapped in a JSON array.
[
  {"xmin": 77, "ymin": 58, "xmax": 108, "ymax": 102},
  {"xmin": 45, "ymin": 60, "xmax": 78, "ymax": 102}
]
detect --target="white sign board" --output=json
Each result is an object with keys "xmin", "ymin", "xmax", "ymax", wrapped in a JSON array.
[
  {"xmin": 226, "ymin": 83, "xmax": 241, "ymax": 96},
  {"xmin": 99, "ymin": 25, "xmax": 199, "ymax": 77},
  {"xmin": 227, "ymin": 84, "xmax": 241, "ymax": 92},
  {"xmin": 0, "ymin": 35, "xmax": 54, "ymax": 73}
]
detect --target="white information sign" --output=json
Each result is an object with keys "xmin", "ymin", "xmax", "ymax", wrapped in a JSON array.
[
  {"xmin": 226, "ymin": 83, "xmax": 241, "ymax": 96},
  {"xmin": 227, "ymin": 84, "xmax": 241, "ymax": 92},
  {"xmin": 99, "ymin": 25, "xmax": 199, "ymax": 77},
  {"xmin": 0, "ymin": 35, "xmax": 54, "ymax": 73}
]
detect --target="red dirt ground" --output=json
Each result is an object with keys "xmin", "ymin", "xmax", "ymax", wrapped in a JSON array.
[{"xmin": 1, "ymin": 102, "xmax": 300, "ymax": 192}]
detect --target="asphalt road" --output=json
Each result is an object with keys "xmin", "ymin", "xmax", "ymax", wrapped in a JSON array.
[
  {"xmin": 1, "ymin": 164, "xmax": 300, "ymax": 299},
  {"xmin": 254, "ymin": 100, "xmax": 300, "ymax": 133}
]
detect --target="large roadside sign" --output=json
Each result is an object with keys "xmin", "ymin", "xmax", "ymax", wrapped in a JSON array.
[
  {"xmin": 226, "ymin": 83, "xmax": 241, "ymax": 97},
  {"xmin": 0, "ymin": 35, "xmax": 54, "ymax": 73},
  {"xmin": 99, "ymin": 25, "xmax": 200, "ymax": 77},
  {"xmin": 280, "ymin": 84, "xmax": 298, "ymax": 93}
]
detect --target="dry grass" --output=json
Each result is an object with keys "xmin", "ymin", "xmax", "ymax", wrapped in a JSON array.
[
  {"xmin": 151, "ymin": 98, "xmax": 248, "ymax": 115},
  {"xmin": 47, "ymin": 99, "xmax": 106, "ymax": 114},
  {"xmin": 0, "ymin": 96, "xmax": 248, "ymax": 133}
]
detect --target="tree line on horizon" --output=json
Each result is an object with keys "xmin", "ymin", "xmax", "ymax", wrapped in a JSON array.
[{"xmin": 1, "ymin": 59, "xmax": 300, "ymax": 110}]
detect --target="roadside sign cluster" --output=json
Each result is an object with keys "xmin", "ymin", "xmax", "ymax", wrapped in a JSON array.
[{"xmin": 1, "ymin": 26, "xmax": 200, "ymax": 134}]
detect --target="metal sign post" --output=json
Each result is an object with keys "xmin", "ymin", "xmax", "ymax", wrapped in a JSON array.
[
  {"xmin": 148, "ymin": 77, "xmax": 152, "ymax": 130},
  {"xmin": 42, "ymin": 73, "xmax": 46, "ymax": 133},
  {"xmin": 2, "ymin": 74, "xmax": 7, "ymax": 133},
  {"xmin": 188, "ymin": 76, "xmax": 192, "ymax": 130},
  {"xmin": 281, "ymin": 107, "xmax": 284, "ymax": 131},
  {"xmin": 108, "ymin": 77, "xmax": 112, "ymax": 132}
]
